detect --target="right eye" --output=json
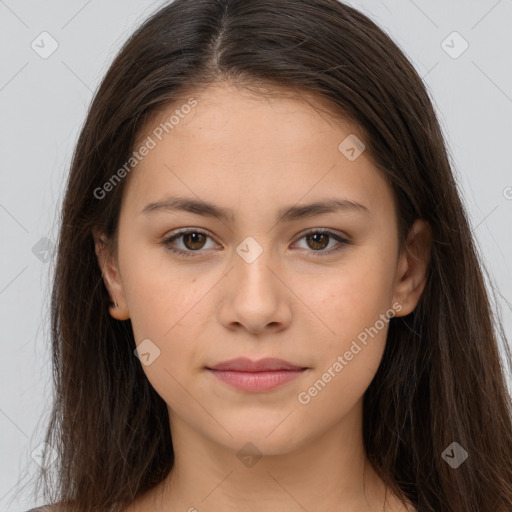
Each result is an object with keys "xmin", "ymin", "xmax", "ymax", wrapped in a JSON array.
[{"xmin": 161, "ymin": 228, "xmax": 220, "ymax": 257}]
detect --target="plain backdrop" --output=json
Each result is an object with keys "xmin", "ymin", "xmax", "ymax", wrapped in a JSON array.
[{"xmin": 1, "ymin": 1, "xmax": 511, "ymax": 510}]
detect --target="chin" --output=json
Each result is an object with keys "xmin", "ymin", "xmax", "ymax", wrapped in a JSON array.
[{"xmin": 214, "ymin": 419, "xmax": 307, "ymax": 457}]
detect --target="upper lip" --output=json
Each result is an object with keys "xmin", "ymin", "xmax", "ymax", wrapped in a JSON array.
[{"xmin": 207, "ymin": 357, "xmax": 306, "ymax": 372}]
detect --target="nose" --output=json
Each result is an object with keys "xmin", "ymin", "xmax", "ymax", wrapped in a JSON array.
[{"xmin": 217, "ymin": 247, "xmax": 293, "ymax": 335}]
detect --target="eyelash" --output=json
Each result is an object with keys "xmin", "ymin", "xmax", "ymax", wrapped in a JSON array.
[{"xmin": 161, "ymin": 228, "xmax": 351, "ymax": 258}]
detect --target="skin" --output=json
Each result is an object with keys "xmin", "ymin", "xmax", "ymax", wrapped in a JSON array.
[{"xmin": 94, "ymin": 80, "xmax": 430, "ymax": 512}]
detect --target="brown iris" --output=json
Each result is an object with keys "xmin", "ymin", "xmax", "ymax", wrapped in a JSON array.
[
  {"xmin": 182, "ymin": 232, "xmax": 207, "ymax": 250},
  {"xmin": 177, "ymin": 232, "xmax": 206, "ymax": 251},
  {"xmin": 305, "ymin": 233, "xmax": 330, "ymax": 251}
]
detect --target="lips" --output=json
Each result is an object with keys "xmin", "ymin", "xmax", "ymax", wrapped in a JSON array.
[
  {"xmin": 206, "ymin": 357, "xmax": 306, "ymax": 372},
  {"xmin": 206, "ymin": 357, "xmax": 309, "ymax": 392}
]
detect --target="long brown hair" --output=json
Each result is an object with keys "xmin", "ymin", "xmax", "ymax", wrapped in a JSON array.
[{"xmin": 27, "ymin": 0, "xmax": 512, "ymax": 510}]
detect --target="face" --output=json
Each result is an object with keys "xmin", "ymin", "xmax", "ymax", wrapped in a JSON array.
[{"xmin": 95, "ymin": 80, "xmax": 429, "ymax": 456}]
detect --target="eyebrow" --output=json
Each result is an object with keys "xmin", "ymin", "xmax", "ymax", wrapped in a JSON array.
[{"xmin": 140, "ymin": 196, "xmax": 371, "ymax": 223}]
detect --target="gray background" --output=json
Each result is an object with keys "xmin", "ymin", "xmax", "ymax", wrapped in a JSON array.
[{"xmin": 1, "ymin": 1, "xmax": 511, "ymax": 510}]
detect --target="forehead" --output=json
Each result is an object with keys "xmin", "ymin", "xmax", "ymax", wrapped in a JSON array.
[
  {"xmin": 138, "ymin": 81, "xmax": 359, "ymax": 149},
  {"xmin": 122, "ymin": 81, "xmax": 394, "ymax": 221}
]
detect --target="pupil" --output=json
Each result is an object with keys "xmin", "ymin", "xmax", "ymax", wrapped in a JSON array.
[
  {"xmin": 309, "ymin": 233, "xmax": 328, "ymax": 250},
  {"xmin": 185, "ymin": 232, "xmax": 205, "ymax": 250}
]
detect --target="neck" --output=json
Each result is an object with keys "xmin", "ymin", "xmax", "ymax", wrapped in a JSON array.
[{"xmin": 142, "ymin": 400, "xmax": 394, "ymax": 512}]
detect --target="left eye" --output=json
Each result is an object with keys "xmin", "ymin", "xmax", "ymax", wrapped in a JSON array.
[
  {"xmin": 293, "ymin": 229, "xmax": 349, "ymax": 254},
  {"xmin": 162, "ymin": 228, "xmax": 349, "ymax": 257}
]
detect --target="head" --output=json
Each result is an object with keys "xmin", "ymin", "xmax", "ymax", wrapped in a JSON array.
[
  {"xmin": 37, "ymin": 1, "xmax": 512, "ymax": 511},
  {"xmin": 94, "ymin": 76, "xmax": 430, "ymax": 459}
]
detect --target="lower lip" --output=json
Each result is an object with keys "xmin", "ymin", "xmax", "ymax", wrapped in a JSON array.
[{"xmin": 207, "ymin": 369, "xmax": 306, "ymax": 392}]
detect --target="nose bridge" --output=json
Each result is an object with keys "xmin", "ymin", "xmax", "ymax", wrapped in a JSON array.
[{"xmin": 233, "ymin": 233, "xmax": 279, "ymax": 298}]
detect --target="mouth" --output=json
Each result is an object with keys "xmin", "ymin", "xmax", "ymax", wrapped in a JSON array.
[{"xmin": 206, "ymin": 357, "xmax": 309, "ymax": 392}]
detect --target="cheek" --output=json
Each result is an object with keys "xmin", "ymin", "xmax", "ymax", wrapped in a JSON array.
[
  {"xmin": 124, "ymin": 261, "xmax": 208, "ymax": 414},
  {"xmin": 119, "ymin": 246, "xmax": 209, "ymax": 391},
  {"xmin": 318, "ymin": 250, "xmax": 396, "ymax": 345},
  {"xmin": 298, "ymin": 251, "xmax": 395, "ymax": 406},
  {"xmin": 121, "ymin": 241, "xmax": 204, "ymax": 337}
]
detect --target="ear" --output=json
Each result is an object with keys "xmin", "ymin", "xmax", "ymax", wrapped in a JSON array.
[
  {"xmin": 392, "ymin": 219, "xmax": 432, "ymax": 317},
  {"xmin": 92, "ymin": 228, "xmax": 130, "ymax": 321}
]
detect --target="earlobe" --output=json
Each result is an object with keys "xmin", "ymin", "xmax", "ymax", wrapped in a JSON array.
[
  {"xmin": 92, "ymin": 229, "xmax": 130, "ymax": 321},
  {"xmin": 392, "ymin": 219, "xmax": 432, "ymax": 317}
]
